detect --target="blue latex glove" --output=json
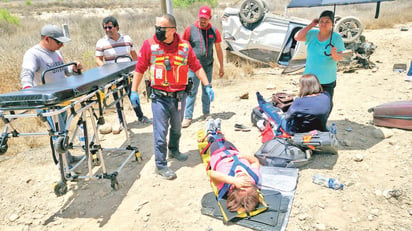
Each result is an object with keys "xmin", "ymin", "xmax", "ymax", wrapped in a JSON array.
[
  {"xmin": 205, "ymin": 86, "xmax": 214, "ymax": 102},
  {"xmin": 130, "ymin": 91, "xmax": 140, "ymax": 107}
]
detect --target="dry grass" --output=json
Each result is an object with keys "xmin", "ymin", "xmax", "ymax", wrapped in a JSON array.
[{"xmin": 0, "ymin": 0, "xmax": 411, "ymax": 155}]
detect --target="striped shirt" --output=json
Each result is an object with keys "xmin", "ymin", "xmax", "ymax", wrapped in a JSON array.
[{"xmin": 95, "ymin": 34, "xmax": 135, "ymax": 63}]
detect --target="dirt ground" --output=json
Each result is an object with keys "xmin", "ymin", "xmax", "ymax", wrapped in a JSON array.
[{"xmin": 1, "ymin": 22, "xmax": 412, "ymax": 231}]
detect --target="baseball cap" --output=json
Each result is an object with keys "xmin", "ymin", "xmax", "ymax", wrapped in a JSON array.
[
  {"xmin": 40, "ymin": 24, "xmax": 71, "ymax": 43},
  {"xmin": 198, "ymin": 6, "xmax": 211, "ymax": 19}
]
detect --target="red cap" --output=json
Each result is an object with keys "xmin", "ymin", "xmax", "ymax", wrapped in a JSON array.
[{"xmin": 198, "ymin": 6, "xmax": 211, "ymax": 19}]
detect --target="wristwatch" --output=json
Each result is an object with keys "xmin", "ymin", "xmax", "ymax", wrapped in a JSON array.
[{"xmin": 205, "ymin": 83, "xmax": 212, "ymax": 88}]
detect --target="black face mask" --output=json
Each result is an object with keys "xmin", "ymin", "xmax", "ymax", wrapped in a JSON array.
[{"xmin": 155, "ymin": 27, "xmax": 166, "ymax": 42}]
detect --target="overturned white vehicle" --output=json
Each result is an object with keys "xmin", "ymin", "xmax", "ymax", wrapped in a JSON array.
[{"xmin": 222, "ymin": 0, "xmax": 377, "ymax": 73}]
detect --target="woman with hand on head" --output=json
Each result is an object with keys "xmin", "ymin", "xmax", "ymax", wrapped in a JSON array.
[
  {"xmin": 206, "ymin": 119, "xmax": 261, "ymax": 213},
  {"xmin": 294, "ymin": 10, "xmax": 345, "ymax": 110}
]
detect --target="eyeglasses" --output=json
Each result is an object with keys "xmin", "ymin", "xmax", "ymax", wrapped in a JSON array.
[
  {"xmin": 155, "ymin": 26, "xmax": 175, "ymax": 32},
  {"xmin": 50, "ymin": 37, "xmax": 62, "ymax": 45},
  {"xmin": 103, "ymin": 26, "xmax": 113, "ymax": 30}
]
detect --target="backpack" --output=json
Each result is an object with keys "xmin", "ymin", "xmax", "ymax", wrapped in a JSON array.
[{"xmin": 254, "ymin": 138, "xmax": 309, "ymax": 168}]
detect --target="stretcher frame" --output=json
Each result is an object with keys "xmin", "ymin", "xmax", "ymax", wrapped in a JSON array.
[{"xmin": 0, "ymin": 62, "xmax": 141, "ymax": 196}]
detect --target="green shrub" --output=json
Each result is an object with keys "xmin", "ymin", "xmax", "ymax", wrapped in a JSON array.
[
  {"xmin": 0, "ymin": 8, "xmax": 19, "ymax": 24},
  {"xmin": 173, "ymin": 0, "xmax": 217, "ymax": 8},
  {"xmin": 25, "ymin": 0, "xmax": 31, "ymax": 6}
]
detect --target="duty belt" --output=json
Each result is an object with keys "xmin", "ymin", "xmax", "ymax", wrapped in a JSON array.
[{"xmin": 152, "ymin": 88, "xmax": 185, "ymax": 100}]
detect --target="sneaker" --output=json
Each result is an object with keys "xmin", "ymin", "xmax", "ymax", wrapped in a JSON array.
[
  {"xmin": 139, "ymin": 116, "xmax": 152, "ymax": 124},
  {"xmin": 112, "ymin": 124, "xmax": 123, "ymax": 135},
  {"xmin": 182, "ymin": 118, "xmax": 192, "ymax": 128},
  {"xmin": 99, "ymin": 123, "xmax": 112, "ymax": 134},
  {"xmin": 156, "ymin": 167, "xmax": 177, "ymax": 180},
  {"xmin": 234, "ymin": 123, "xmax": 251, "ymax": 132},
  {"xmin": 214, "ymin": 118, "xmax": 222, "ymax": 131},
  {"xmin": 169, "ymin": 150, "xmax": 188, "ymax": 161},
  {"xmin": 206, "ymin": 118, "xmax": 216, "ymax": 133}
]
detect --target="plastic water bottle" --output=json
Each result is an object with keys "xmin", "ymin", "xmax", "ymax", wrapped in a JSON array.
[
  {"xmin": 329, "ymin": 123, "xmax": 337, "ymax": 135},
  {"xmin": 312, "ymin": 174, "xmax": 344, "ymax": 190}
]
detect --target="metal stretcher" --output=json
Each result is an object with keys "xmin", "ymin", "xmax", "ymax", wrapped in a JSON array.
[{"xmin": 0, "ymin": 61, "xmax": 141, "ymax": 196}]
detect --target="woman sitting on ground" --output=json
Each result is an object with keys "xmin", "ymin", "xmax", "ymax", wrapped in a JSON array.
[
  {"xmin": 207, "ymin": 119, "xmax": 261, "ymax": 213},
  {"xmin": 266, "ymin": 74, "xmax": 331, "ymax": 134}
]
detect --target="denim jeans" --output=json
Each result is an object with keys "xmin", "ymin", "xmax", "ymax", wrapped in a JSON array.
[
  {"xmin": 41, "ymin": 109, "xmax": 69, "ymax": 163},
  {"xmin": 321, "ymin": 81, "xmax": 336, "ymax": 117},
  {"xmin": 184, "ymin": 64, "xmax": 213, "ymax": 119},
  {"xmin": 43, "ymin": 110, "xmax": 68, "ymax": 137},
  {"xmin": 113, "ymin": 82, "xmax": 144, "ymax": 126},
  {"xmin": 151, "ymin": 93, "xmax": 186, "ymax": 169}
]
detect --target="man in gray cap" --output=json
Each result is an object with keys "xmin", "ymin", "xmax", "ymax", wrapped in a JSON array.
[
  {"xmin": 21, "ymin": 24, "xmax": 81, "ymax": 88},
  {"xmin": 20, "ymin": 24, "xmax": 83, "ymax": 166}
]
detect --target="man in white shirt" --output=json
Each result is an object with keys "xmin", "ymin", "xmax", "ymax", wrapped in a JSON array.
[{"xmin": 95, "ymin": 16, "xmax": 152, "ymax": 129}]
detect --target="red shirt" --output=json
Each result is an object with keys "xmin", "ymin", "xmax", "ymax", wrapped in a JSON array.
[{"xmin": 135, "ymin": 33, "xmax": 202, "ymax": 74}]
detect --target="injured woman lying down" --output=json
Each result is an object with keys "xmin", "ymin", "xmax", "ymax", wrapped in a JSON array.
[{"xmin": 206, "ymin": 118, "xmax": 261, "ymax": 213}]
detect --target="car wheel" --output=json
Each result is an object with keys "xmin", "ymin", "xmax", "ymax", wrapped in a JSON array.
[
  {"xmin": 334, "ymin": 16, "xmax": 363, "ymax": 43},
  {"xmin": 334, "ymin": 15, "xmax": 342, "ymax": 24},
  {"xmin": 239, "ymin": 0, "xmax": 265, "ymax": 24}
]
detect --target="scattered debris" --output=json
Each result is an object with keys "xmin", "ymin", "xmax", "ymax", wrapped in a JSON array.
[
  {"xmin": 393, "ymin": 63, "xmax": 407, "ymax": 73},
  {"xmin": 383, "ymin": 189, "xmax": 402, "ymax": 199},
  {"xmin": 239, "ymin": 92, "xmax": 249, "ymax": 99},
  {"xmin": 345, "ymin": 127, "xmax": 353, "ymax": 132},
  {"xmin": 338, "ymin": 35, "xmax": 377, "ymax": 72},
  {"xmin": 354, "ymin": 153, "xmax": 364, "ymax": 162}
]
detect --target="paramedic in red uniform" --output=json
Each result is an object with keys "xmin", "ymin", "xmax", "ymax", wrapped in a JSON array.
[{"xmin": 130, "ymin": 14, "xmax": 214, "ymax": 180}]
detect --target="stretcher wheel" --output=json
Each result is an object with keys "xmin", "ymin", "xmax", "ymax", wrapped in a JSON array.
[
  {"xmin": 135, "ymin": 151, "xmax": 142, "ymax": 162},
  {"xmin": 53, "ymin": 181, "xmax": 68, "ymax": 196},
  {"xmin": 111, "ymin": 177, "xmax": 119, "ymax": 190},
  {"xmin": 0, "ymin": 143, "xmax": 7, "ymax": 155},
  {"xmin": 54, "ymin": 136, "xmax": 69, "ymax": 154},
  {"xmin": 0, "ymin": 134, "xmax": 8, "ymax": 155}
]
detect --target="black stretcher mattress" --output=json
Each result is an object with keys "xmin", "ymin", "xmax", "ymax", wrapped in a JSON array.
[{"xmin": 0, "ymin": 62, "xmax": 136, "ymax": 110}]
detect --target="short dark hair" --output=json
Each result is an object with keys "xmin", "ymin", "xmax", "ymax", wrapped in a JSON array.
[
  {"xmin": 319, "ymin": 10, "xmax": 334, "ymax": 21},
  {"xmin": 163, "ymin": 14, "xmax": 176, "ymax": 27},
  {"xmin": 102, "ymin": 16, "xmax": 119, "ymax": 28}
]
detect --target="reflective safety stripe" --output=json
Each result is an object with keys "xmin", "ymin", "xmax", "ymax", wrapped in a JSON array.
[{"xmin": 148, "ymin": 38, "xmax": 189, "ymax": 90}]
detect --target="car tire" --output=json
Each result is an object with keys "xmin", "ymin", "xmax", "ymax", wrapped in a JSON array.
[
  {"xmin": 334, "ymin": 16, "xmax": 363, "ymax": 43},
  {"xmin": 239, "ymin": 0, "xmax": 265, "ymax": 24}
]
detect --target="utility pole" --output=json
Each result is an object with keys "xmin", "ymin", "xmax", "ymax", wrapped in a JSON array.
[{"xmin": 160, "ymin": 0, "xmax": 174, "ymax": 15}]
